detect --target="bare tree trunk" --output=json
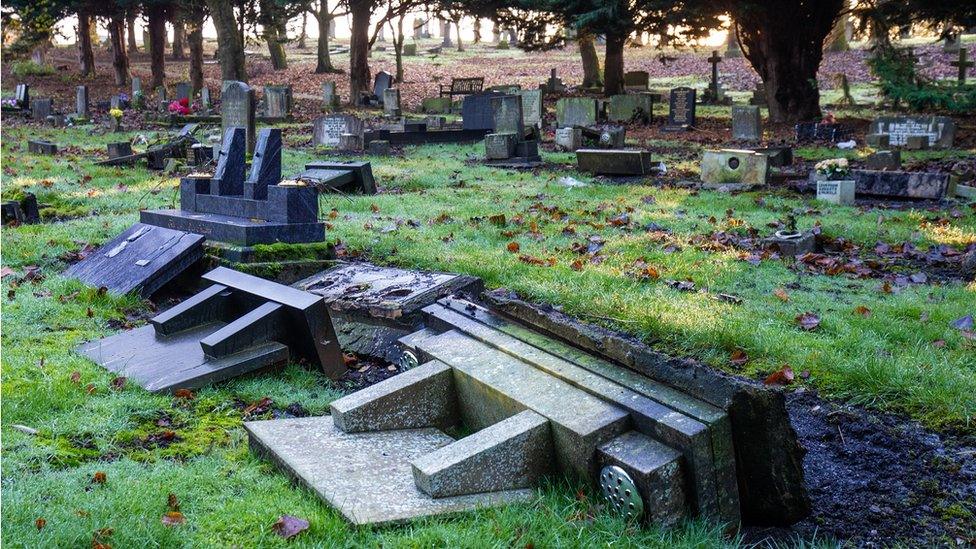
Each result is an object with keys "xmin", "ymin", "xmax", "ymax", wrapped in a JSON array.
[
  {"xmin": 394, "ymin": 17, "xmax": 404, "ymax": 82},
  {"xmin": 147, "ymin": 3, "xmax": 167, "ymax": 88},
  {"xmin": 578, "ymin": 32, "xmax": 602, "ymax": 88},
  {"xmin": 259, "ymin": 0, "xmax": 288, "ymax": 70},
  {"xmin": 187, "ymin": 7, "xmax": 205, "ymax": 94},
  {"xmin": 315, "ymin": 2, "xmax": 338, "ymax": 73},
  {"xmin": 78, "ymin": 10, "xmax": 95, "ymax": 77},
  {"xmin": 733, "ymin": 0, "xmax": 844, "ymax": 123},
  {"xmin": 348, "ymin": 0, "xmax": 371, "ymax": 103},
  {"xmin": 127, "ymin": 10, "xmax": 140, "ymax": 53},
  {"xmin": 172, "ymin": 16, "xmax": 186, "ymax": 60},
  {"xmin": 603, "ymin": 32, "xmax": 625, "ymax": 96},
  {"xmin": 453, "ymin": 18, "xmax": 463, "ymax": 52},
  {"xmin": 206, "ymin": 0, "xmax": 247, "ymax": 81},
  {"xmin": 298, "ymin": 11, "xmax": 308, "ymax": 48},
  {"xmin": 109, "ymin": 14, "xmax": 129, "ymax": 85}
]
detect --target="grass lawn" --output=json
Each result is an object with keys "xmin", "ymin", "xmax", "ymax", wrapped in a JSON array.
[{"xmin": 1, "ymin": 116, "xmax": 973, "ymax": 547}]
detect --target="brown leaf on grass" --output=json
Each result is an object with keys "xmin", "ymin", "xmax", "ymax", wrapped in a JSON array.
[
  {"xmin": 328, "ymin": 209, "xmax": 338, "ymax": 220},
  {"xmin": 110, "ymin": 377, "xmax": 126, "ymax": 391},
  {"xmin": 506, "ymin": 241, "xmax": 520, "ymax": 253},
  {"xmin": 570, "ymin": 259, "xmax": 584, "ymax": 271},
  {"xmin": 369, "ymin": 203, "xmax": 379, "ymax": 213},
  {"xmin": 92, "ymin": 471, "xmax": 106, "ymax": 484},
  {"xmin": 488, "ymin": 214, "xmax": 506, "ymax": 226},
  {"xmin": 764, "ymin": 365, "xmax": 795, "ymax": 386},
  {"xmin": 342, "ymin": 353, "xmax": 358, "ymax": 366},
  {"xmin": 92, "ymin": 527, "xmax": 113, "ymax": 549},
  {"xmin": 161, "ymin": 511, "xmax": 185, "ymax": 527},
  {"xmin": 86, "ymin": 307, "xmax": 94, "ymax": 318},
  {"xmin": 272, "ymin": 515, "xmax": 310, "ymax": 539},
  {"xmin": 853, "ymin": 305, "xmax": 871, "ymax": 317},
  {"xmin": 932, "ymin": 339, "xmax": 946, "ymax": 348},
  {"xmin": 167, "ymin": 493, "xmax": 180, "ymax": 512},
  {"xmin": 70, "ymin": 371, "xmax": 81, "ymax": 383},
  {"xmin": 795, "ymin": 312, "xmax": 821, "ymax": 331},
  {"xmin": 773, "ymin": 288, "xmax": 790, "ymax": 302},
  {"xmin": 243, "ymin": 397, "xmax": 274, "ymax": 416},
  {"xmin": 729, "ymin": 349, "xmax": 749, "ymax": 367},
  {"xmin": 86, "ymin": 384, "xmax": 97, "ymax": 395},
  {"xmin": 35, "ymin": 517, "xmax": 46, "ymax": 530},
  {"xmin": 173, "ymin": 388, "xmax": 194, "ymax": 400}
]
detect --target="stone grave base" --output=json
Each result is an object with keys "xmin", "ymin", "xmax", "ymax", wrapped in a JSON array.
[
  {"xmin": 202, "ymin": 239, "xmax": 334, "ymax": 266},
  {"xmin": 140, "ymin": 209, "xmax": 325, "ymax": 247},
  {"xmin": 363, "ymin": 128, "xmax": 489, "ymax": 146},
  {"xmin": 245, "ymin": 416, "xmax": 534, "ymax": 525}
]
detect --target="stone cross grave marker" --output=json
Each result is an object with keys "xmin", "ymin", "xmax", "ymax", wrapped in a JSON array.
[
  {"xmin": 221, "ymin": 81, "xmax": 257, "ymax": 154},
  {"xmin": 555, "ymin": 97, "xmax": 598, "ymax": 128},
  {"xmin": 76, "ymin": 266, "xmax": 345, "ymax": 392},
  {"xmin": 314, "ymin": 114, "xmax": 364, "ymax": 147},
  {"xmin": 175, "ymin": 82, "xmax": 192, "ymax": 102},
  {"xmin": 732, "ymin": 106, "xmax": 761, "ymax": 141},
  {"xmin": 76, "ymin": 86, "xmax": 89, "ymax": 118},
  {"xmin": 664, "ymin": 87, "xmax": 696, "ymax": 131},
  {"xmin": 950, "ymin": 48, "xmax": 973, "ymax": 85},
  {"xmin": 707, "ymin": 50, "xmax": 722, "ymax": 99}
]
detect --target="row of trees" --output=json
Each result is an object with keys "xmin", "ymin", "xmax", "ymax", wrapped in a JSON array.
[{"xmin": 2, "ymin": 0, "xmax": 974, "ymax": 121}]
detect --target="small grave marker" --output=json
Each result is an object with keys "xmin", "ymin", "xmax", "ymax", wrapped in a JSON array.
[
  {"xmin": 75, "ymin": 86, "xmax": 90, "ymax": 118},
  {"xmin": 623, "ymin": 71, "xmax": 650, "ymax": 91},
  {"xmin": 816, "ymin": 180, "xmax": 856, "ymax": 205},
  {"xmin": 264, "ymin": 85, "xmax": 292, "ymax": 119},
  {"xmin": 383, "ymin": 87, "xmax": 401, "ymax": 117},
  {"xmin": 700, "ymin": 149, "xmax": 769, "ymax": 188},
  {"xmin": 31, "ymin": 98, "xmax": 53, "ymax": 120}
]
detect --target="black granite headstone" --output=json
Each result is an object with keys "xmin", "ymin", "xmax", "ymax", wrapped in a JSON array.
[
  {"xmin": 107, "ymin": 142, "xmax": 134, "ymax": 159},
  {"xmin": 28, "ymin": 140, "xmax": 58, "ymax": 155},
  {"xmin": 15, "ymin": 84, "xmax": 30, "ymax": 109},
  {"xmin": 63, "ymin": 223, "xmax": 205, "ymax": 297},
  {"xmin": 462, "ymin": 92, "xmax": 504, "ymax": 131},
  {"xmin": 373, "ymin": 71, "xmax": 394, "ymax": 98},
  {"xmin": 245, "ymin": 128, "xmax": 282, "ymax": 200},
  {"xmin": 212, "ymin": 127, "xmax": 248, "ymax": 195},
  {"xmin": 76, "ymin": 266, "xmax": 345, "ymax": 392},
  {"xmin": 664, "ymin": 87, "xmax": 696, "ymax": 131}
]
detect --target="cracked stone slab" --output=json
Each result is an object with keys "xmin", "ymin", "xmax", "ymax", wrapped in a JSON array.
[{"xmin": 245, "ymin": 416, "xmax": 534, "ymax": 526}]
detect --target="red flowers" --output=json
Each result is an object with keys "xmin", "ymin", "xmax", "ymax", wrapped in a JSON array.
[{"xmin": 168, "ymin": 98, "xmax": 193, "ymax": 115}]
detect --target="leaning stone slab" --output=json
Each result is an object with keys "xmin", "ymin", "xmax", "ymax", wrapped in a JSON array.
[
  {"xmin": 412, "ymin": 409, "xmax": 553, "ymax": 498},
  {"xmin": 245, "ymin": 416, "xmax": 535, "ymax": 526},
  {"xmin": 852, "ymin": 169, "xmax": 949, "ymax": 199}
]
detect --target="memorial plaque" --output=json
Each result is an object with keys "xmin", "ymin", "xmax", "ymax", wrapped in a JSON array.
[
  {"xmin": 665, "ymin": 88, "xmax": 696, "ymax": 131},
  {"xmin": 871, "ymin": 116, "xmax": 956, "ymax": 149},
  {"xmin": 314, "ymin": 114, "xmax": 364, "ymax": 147},
  {"xmin": 816, "ymin": 180, "xmax": 856, "ymax": 205},
  {"xmin": 221, "ymin": 81, "xmax": 257, "ymax": 154},
  {"xmin": 63, "ymin": 223, "xmax": 205, "ymax": 297}
]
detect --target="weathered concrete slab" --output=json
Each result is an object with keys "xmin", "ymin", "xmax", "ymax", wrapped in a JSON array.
[
  {"xmin": 701, "ymin": 149, "xmax": 768, "ymax": 187},
  {"xmin": 852, "ymin": 169, "xmax": 949, "ymax": 199},
  {"xmin": 598, "ymin": 431, "xmax": 686, "ymax": 527},
  {"xmin": 245, "ymin": 416, "xmax": 534, "ymax": 525},
  {"xmin": 412, "ymin": 410, "xmax": 553, "ymax": 498},
  {"xmin": 331, "ymin": 360, "xmax": 458, "ymax": 432}
]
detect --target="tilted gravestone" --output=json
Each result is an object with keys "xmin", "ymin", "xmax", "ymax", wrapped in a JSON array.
[
  {"xmin": 141, "ymin": 127, "xmax": 325, "ymax": 248},
  {"xmin": 221, "ymin": 81, "xmax": 257, "ymax": 154},
  {"xmin": 731, "ymin": 106, "xmax": 761, "ymax": 141},
  {"xmin": 555, "ymin": 97, "xmax": 599, "ymax": 128},
  {"xmin": 383, "ymin": 87, "xmax": 402, "ymax": 117},
  {"xmin": 63, "ymin": 223, "xmax": 204, "ymax": 297},
  {"xmin": 516, "ymin": 89, "xmax": 543, "ymax": 129},
  {"xmin": 313, "ymin": 114, "xmax": 364, "ymax": 148},
  {"xmin": 373, "ymin": 71, "xmax": 394, "ymax": 101},
  {"xmin": 264, "ymin": 85, "xmax": 292, "ymax": 119},
  {"xmin": 663, "ymin": 87, "xmax": 696, "ymax": 131},
  {"xmin": 76, "ymin": 266, "xmax": 345, "ymax": 392},
  {"xmin": 295, "ymin": 160, "xmax": 378, "ymax": 194},
  {"xmin": 870, "ymin": 116, "xmax": 955, "ymax": 149},
  {"xmin": 700, "ymin": 149, "xmax": 769, "ymax": 188}
]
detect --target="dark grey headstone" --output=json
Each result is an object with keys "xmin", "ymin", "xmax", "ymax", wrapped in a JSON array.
[
  {"xmin": 75, "ymin": 86, "xmax": 89, "ymax": 117},
  {"xmin": 577, "ymin": 149, "xmax": 660, "ymax": 176},
  {"xmin": 63, "ymin": 223, "xmax": 204, "ymax": 297},
  {"xmin": 15, "ymin": 84, "xmax": 30, "ymax": 109},
  {"xmin": 264, "ymin": 85, "xmax": 291, "ymax": 118},
  {"xmin": 28, "ymin": 139, "xmax": 57, "ymax": 155},
  {"xmin": 373, "ymin": 71, "xmax": 394, "ymax": 98},
  {"xmin": 852, "ymin": 169, "xmax": 949, "ymax": 199},
  {"xmin": 665, "ymin": 88, "xmax": 696, "ymax": 130},
  {"xmin": 245, "ymin": 128, "xmax": 282, "ymax": 200},
  {"xmin": 462, "ymin": 93, "xmax": 504, "ymax": 131},
  {"xmin": 870, "ymin": 116, "xmax": 956, "ymax": 149},
  {"xmin": 31, "ymin": 98, "xmax": 53, "ymax": 120},
  {"xmin": 212, "ymin": 127, "xmax": 248, "ymax": 196},
  {"xmin": 221, "ymin": 81, "xmax": 257, "ymax": 154},
  {"xmin": 175, "ymin": 82, "xmax": 192, "ymax": 102},
  {"xmin": 107, "ymin": 142, "xmax": 133, "ymax": 159},
  {"xmin": 732, "ymin": 106, "xmax": 761, "ymax": 141}
]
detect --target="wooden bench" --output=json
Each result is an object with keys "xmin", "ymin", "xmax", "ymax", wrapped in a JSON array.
[{"xmin": 439, "ymin": 77, "xmax": 484, "ymax": 98}]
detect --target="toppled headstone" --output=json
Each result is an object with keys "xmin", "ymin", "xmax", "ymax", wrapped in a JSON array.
[
  {"xmin": 577, "ymin": 149, "xmax": 662, "ymax": 176},
  {"xmin": 1, "ymin": 193, "xmax": 40, "ymax": 225},
  {"xmin": 28, "ymin": 139, "xmax": 57, "ymax": 155},
  {"xmin": 77, "ymin": 266, "xmax": 344, "ymax": 392},
  {"xmin": 367, "ymin": 140, "xmax": 391, "ymax": 156},
  {"xmin": 107, "ymin": 142, "xmax": 133, "ymax": 159},
  {"xmin": 63, "ymin": 223, "xmax": 204, "ymax": 297},
  {"xmin": 795, "ymin": 122, "xmax": 850, "ymax": 143},
  {"xmin": 295, "ymin": 160, "xmax": 377, "ymax": 194},
  {"xmin": 700, "ymin": 149, "xmax": 769, "ymax": 188}
]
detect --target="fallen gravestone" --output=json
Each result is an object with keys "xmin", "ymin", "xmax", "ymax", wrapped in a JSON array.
[
  {"xmin": 731, "ymin": 106, "xmax": 761, "ymax": 141},
  {"xmin": 663, "ymin": 88, "xmax": 696, "ymax": 131},
  {"xmin": 1, "ymin": 193, "xmax": 41, "ymax": 225},
  {"xmin": 77, "ymin": 266, "xmax": 344, "ymax": 392},
  {"xmin": 576, "ymin": 149, "xmax": 662, "ymax": 176},
  {"xmin": 63, "ymin": 223, "xmax": 204, "ymax": 297},
  {"xmin": 294, "ymin": 160, "xmax": 377, "ymax": 195},
  {"xmin": 141, "ymin": 127, "xmax": 324, "ymax": 254},
  {"xmin": 700, "ymin": 149, "xmax": 769, "ymax": 188},
  {"xmin": 246, "ymin": 294, "xmax": 809, "ymax": 527},
  {"xmin": 866, "ymin": 150, "xmax": 901, "ymax": 171},
  {"xmin": 556, "ymin": 97, "xmax": 599, "ymax": 128},
  {"xmin": 96, "ymin": 124, "xmax": 199, "ymax": 169},
  {"xmin": 107, "ymin": 142, "xmax": 134, "ymax": 159},
  {"xmin": 851, "ymin": 170, "xmax": 950, "ymax": 199},
  {"xmin": 870, "ymin": 116, "xmax": 956, "ymax": 149}
]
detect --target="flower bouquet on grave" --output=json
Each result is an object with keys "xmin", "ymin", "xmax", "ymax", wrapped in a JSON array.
[
  {"xmin": 167, "ymin": 98, "xmax": 195, "ymax": 116},
  {"xmin": 814, "ymin": 158, "xmax": 850, "ymax": 181},
  {"xmin": 109, "ymin": 107, "xmax": 124, "ymax": 132}
]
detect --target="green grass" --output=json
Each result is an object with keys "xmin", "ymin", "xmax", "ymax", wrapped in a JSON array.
[{"xmin": 2, "ymin": 120, "xmax": 974, "ymax": 546}]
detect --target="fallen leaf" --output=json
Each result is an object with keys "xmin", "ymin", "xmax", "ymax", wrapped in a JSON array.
[
  {"xmin": 69, "ymin": 371, "xmax": 81, "ymax": 383},
  {"xmin": 36, "ymin": 517, "xmax": 46, "ymax": 530},
  {"xmin": 167, "ymin": 493, "xmax": 180, "ymax": 512},
  {"xmin": 272, "ymin": 515, "xmax": 310, "ymax": 539},
  {"xmin": 729, "ymin": 349, "xmax": 748, "ymax": 366},
  {"xmin": 369, "ymin": 203, "xmax": 379, "ymax": 213},
  {"xmin": 795, "ymin": 312, "xmax": 821, "ymax": 331},
  {"xmin": 773, "ymin": 288, "xmax": 790, "ymax": 302},
  {"xmin": 161, "ymin": 511, "xmax": 185, "ymax": 527},
  {"xmin": 173, "ymin": 388, "xmax": 194, "ymax": 400},
  {"xmin": 110, "ymin": 377, "xmax": 126, "ymax": 391},
  {"xmin": 506, "ymin": 241, "xmax": 520, "ymax": 253},
  {"xmin": 764, "ymin": 365, "xmax": 795, "ymax": 386},
  {"xmin": 853, "ymin": 305, "xmax": 871, "ymax": 317},
  {"xmin": 92, "ymin": 471, "xmax": 106, "ymax": 484}
]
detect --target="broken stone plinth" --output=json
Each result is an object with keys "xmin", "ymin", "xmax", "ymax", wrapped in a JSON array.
[
  {"xmin": 77, "ymin": 267, "xmax": 344, "ymax": 392},
  {"xmin": 576, "ymin": 149, "xmax": 661, "ymax": 176},
  {"xmin": 762, "ymin": 231, "xmax": 816, "ymax": 257},
  {"xmin": 292, "ymin": 262, "xmax": 481, "ymax": 362},
  {"xmin": 248, "ymin": 296, "xmax": 745, "ymax": 528},
  {"xmin": 296, "ymin": 160, "xmax": 377, "ymax": 195},
  {"xmin": 28, "ymin": 140, "xmax": 57, "ymax": 155},
  {"xmin": 852, "ymin": 169, "xmax": 950, "ymax": 200},
  {"xmin": 700, "ymin": 149, "xmax": 769, "ymax": 188},
  {"xmin": 485, "ymin": 132, "xmax": 517, "ymax": 160}
]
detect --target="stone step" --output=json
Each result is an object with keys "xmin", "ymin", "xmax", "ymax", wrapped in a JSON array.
[
  {"xmin": 417, "ymin": 329, "xmax": 631, "ymax": 479},
  {"xmin": 421, "ymin": 300, "xmax": 739, "ymax": 524},
  {"xmin": 331, "ymin": 360, "xmax": 458, "ymax": 433},
  {"xmin": 411, "ymin": 410, "xmax": 553, "ymax": 498}
]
